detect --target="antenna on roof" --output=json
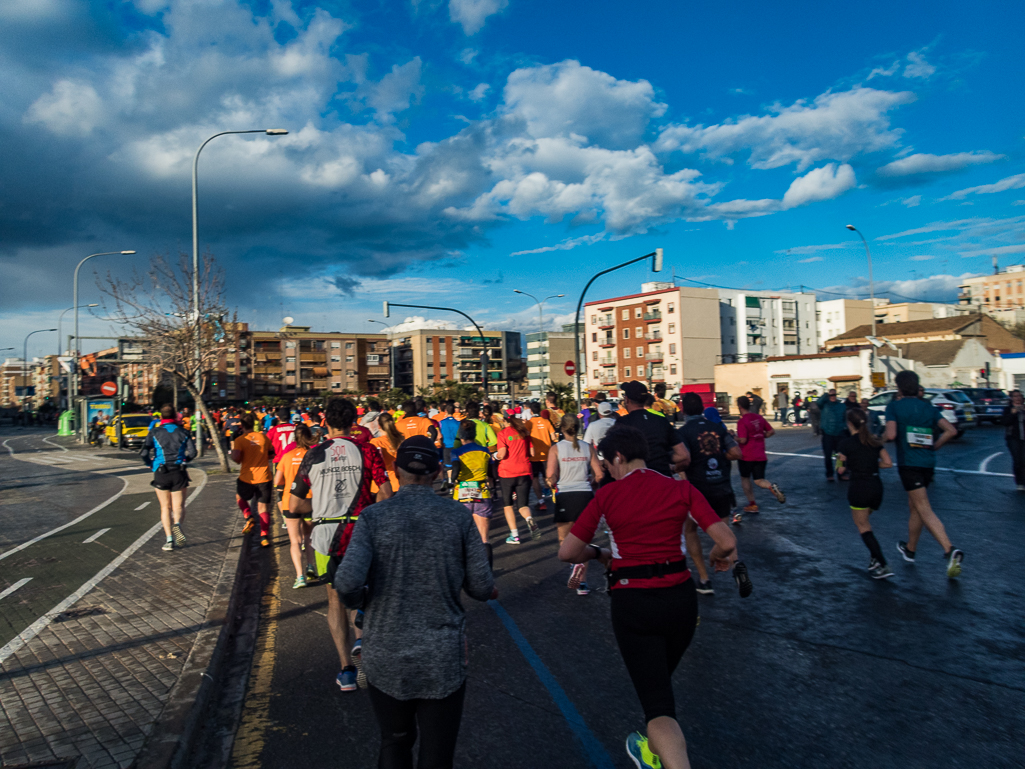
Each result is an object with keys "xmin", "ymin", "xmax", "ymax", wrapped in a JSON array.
[{"xmin": 993, "ymin": 255, "xmax": 999, "ymax": 275}]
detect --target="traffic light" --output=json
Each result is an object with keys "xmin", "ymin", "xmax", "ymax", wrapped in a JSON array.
[{"xmin": 653, "ymin": 248, "xmax": 663, "ymax": 272}]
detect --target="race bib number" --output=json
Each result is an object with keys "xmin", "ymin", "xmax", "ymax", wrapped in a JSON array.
[
  {"xmin": 458, "ymin": 481, "xmax": 483, "ymax": 500},
  {"xmin": 906, "ymin": 426, "xmax": 933, "ymax": 447}
]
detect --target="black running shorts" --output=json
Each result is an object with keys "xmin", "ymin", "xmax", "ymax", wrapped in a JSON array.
[
  {"xmin": 500, "ymin": 475, "xmax": 532, "ymax": 508},
  {"xmin": 530, "ymin": 460, "xmax": 547, "ymax": 478},
  {"xmin": 847, "ymin": 475, "xmax": 884, "ymax": 510},
  {"xmin": 552, "ymin": 491, "xmax": 593, "ymax": 524},
  {"xmin": 898, "ymin": 466, "xmax": 934, "ymax": 492},
  {"xmin": 738, "ymin": 460, "xmax": 766, "ymax": 480},
  {"xmin": 702, "ymin": 491, "xmax": 736, "ymax": 519},
  {"xmin": 152, "ymin": 466, "xmax": 190, "ymax": 492},
  {"xmin": 237, "ymin": 479, "xmax": 273, "ymax": 504}
]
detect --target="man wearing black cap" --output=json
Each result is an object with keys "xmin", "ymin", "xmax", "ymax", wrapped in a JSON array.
[
  {"xmin": 335, "ymin": 436, "xmax": 495, "ymax": 769},
  {"xmin": 616, "ymin": 381, "xmax": 689, "ymax": 477}
]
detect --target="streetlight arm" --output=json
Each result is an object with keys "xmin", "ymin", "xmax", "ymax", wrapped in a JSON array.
[{"xmin": 386, "ymin": 302, "xmax": 490, "ymax": 395}]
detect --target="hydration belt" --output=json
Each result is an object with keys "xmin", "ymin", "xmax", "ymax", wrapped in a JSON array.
[{"xmin": 606, "ymin": 558, "xmax": 687, "ymax": 590}]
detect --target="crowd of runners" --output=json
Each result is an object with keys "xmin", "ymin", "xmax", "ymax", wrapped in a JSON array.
[{"xmin": 134, "ymin": 368, "xmax": 978, "ymax": 769}]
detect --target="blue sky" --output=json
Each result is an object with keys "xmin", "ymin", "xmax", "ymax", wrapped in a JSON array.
[{"xmin": 2, "ymin": 0, "xmax": 1023, "ymax": 358}]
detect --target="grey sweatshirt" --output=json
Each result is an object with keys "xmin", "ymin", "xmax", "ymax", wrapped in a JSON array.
[{"xmin": 334, "ymin": 483, "xmax": 494, "ymax": 700}]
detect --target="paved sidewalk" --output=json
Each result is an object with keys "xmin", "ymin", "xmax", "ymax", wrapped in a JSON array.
[{"xmin": 0, "ymin": 433, "xmax": 239, "ymax": 769}]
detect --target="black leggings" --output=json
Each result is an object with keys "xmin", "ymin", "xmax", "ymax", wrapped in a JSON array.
[
  {"xmin": 610, "ymin": 581, "xmax": 699, "ymax": 724},
  {"xmin": 822, "ymin": 432, "xmax": 843, "ymax": 477},
  {"xmin": 367, "ymin": 682, "xmax": 466, "ymax": 769},
  {"xmin": 1008, "ymin": 438, "xmax": 1025, "ymax": 486}
]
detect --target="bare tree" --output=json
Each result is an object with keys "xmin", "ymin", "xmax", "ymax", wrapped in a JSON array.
[{"xmin": 99, "ymin": 252, "xmax": 235, "ymax": 471}]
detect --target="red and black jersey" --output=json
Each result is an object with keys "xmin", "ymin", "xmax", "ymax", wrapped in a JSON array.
[{"xmin": 267, "ymin": 423, "xmax": 296, "ymax": 463}]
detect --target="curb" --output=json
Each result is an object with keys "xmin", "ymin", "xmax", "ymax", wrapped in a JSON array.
[{"xmin": 131, "ymin": 513, "xmax": 249, "ymax": 769}]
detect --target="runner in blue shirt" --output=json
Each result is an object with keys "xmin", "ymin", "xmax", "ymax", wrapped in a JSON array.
[
  {"xmin": 883, "ymin": 370, "xmax": 964, "ymax": 578},
  {"xmin": 437, "ymin": 403, "xmax": 462, "ymax": 470}
]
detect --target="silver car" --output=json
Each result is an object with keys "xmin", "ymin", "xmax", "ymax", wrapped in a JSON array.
[{"xmin": 866, "ymin": 388, "xmax": 977, "ymax": 439}]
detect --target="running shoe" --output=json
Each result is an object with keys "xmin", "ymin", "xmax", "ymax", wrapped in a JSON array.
[
  {"xmin": 260, "ymin": 537, "xmax": 270, "ymax": 548},
  {"xmin": 526, "ymin": 517, "xmax": 541, "ymax": 540},
  {"xmin": 354, "ymin": 610, "xmax": 364, "ymax": 630},
  {"xmin": 242, "ymin": 518, "xmax": 256, "ymax": 535},
  {"xmin": 351, "ymin": 638, "xmax": 362, "ymax": 659},
  {"xmin": 292, "ymin": 575, "xmax": 307, "ymax": 589},
  {"xmin": 162, "ymin": 540, "xmax": 174, "ymax": 552},
  {"xmin": 305, "ymin": 564, "xmax": 317, "ymax": 580},
  {"xmin": 896, "ymin": 541, "xmax": 916, "ymax": 563},
  {"xmin": 567, "ymin": 563, "xmax": 587, "ymax": 590},
  {"xmin": 535, "ymin": 502, "xmax": 548, "ymax": 512},
  {"xmin": 743, "ymin": 503, "xmax": 759, "ymax": 514},
  {"xmin": 695, "ymin": 580, "xmax": 714, "ymax": 595},
  {"xmin": 733, "ymin": 561, "xmax": 753, "ymax": 598},
  {"xmin": 731, "ymin": 512, "xmax": 743, "ymax": 524},
  {"xmin": 576, "ymin": 582, "xmax": 591, "ymax": 596},
  {"xmin": 868, "ymin": 560, "xmax": 894, "ymax": 580},
  {"xmin": 625, "ymin": 732, "xmax": 662, "ymax": 769},
  {"xmin": 171, "ymin": 523, "xmax": 186, "ymax": 547},
  {"xmin": 946, "ymin": 548, "xmax": 964, "ymax": 578},
  {"xmin": 505, "ymin": 534, "xmax": 521, "ymax": 545},
  {"xmin": 770, "ymin": 483, "xmax": 786, "ymax": 504},
  {"xmin": 357, "ymin": 662, "xmax": 367, "ymax": 690},
  {"xmin": 336, "ymin": 668, "xmax": 357, "ymax": 692}
]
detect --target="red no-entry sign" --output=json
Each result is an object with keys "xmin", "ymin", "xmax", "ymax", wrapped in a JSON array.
[
  {"xmin": 100, "ymin": 381, "xmax": 117, "ymax": 397},
  {"xmin": 564, "ymin": 361, "xmax": 576, "ymax": 377}
]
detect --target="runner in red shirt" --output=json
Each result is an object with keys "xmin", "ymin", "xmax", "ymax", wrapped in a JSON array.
[
  {"xmin": 496, "ymin": 415, "xmax": 541, "ymax": 544},
  {"xmin": 734, "ymin": 395, "xmax": 786, "ymax": 522},
  {"xmin": 558, "ymin": 424, "xmax": 741, "ymax": 769}
]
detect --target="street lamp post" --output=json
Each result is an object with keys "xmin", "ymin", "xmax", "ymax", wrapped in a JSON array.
[
  {"xmin": 73, "ymin": 251, "xmax": 136, "ymax": 439},
  {"xmin": 59, "ymin": 304, "xmax": 98, "ymax": 409},
  {"xmin": 573, "ymin": 249, "xmax": 663, "ymax": 408},
  {"xmin": 191, "ymin": 128, "xmax": 288, "ymax": 456},
  {"xmin": 23, "ymin": 328, "xmax": 57, "ymax": 417},
  {"xmin": 513, "ymin": 290, "xmax": 564, "ymax": 397},
  {"xmin": 367, "ymin": 319, "xmax": 394, "ymax": 391},
  {"xmin": 383, "ymin": 302, "xmax": 490, "ymax": 396},
  {"xmin": 847, "ymin": 224, "xmax": 877, "ymax": 390}
]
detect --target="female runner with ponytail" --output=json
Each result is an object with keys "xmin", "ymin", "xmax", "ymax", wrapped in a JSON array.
[{"xmin": 836, "ymin": 408, "xmax": 894, "ymax": 579}]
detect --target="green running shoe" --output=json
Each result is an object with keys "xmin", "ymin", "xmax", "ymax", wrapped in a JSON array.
[
  {"xmin": 292, "ymin": 575, "xmax": 307, "ymax": 589},
  {"xmin": 625, "ymin": 732, "xmax": 662, "ymax": 769}
]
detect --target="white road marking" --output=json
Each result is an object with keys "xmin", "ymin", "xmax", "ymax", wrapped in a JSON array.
[
  {"xmin": 0, "ymin": 472, "xmax": 207, "ymax": 666},
  {"xmin": 42, "ymin": 435, "xmax": 69, "ymax": 452},
  {"xmin": 766, "ymin": 451, "xmax": 1014, "ymax": 478},
  {"xmin": 0, "ymin": 477, "xmax": 129, "ymax": 562},
  {"xmin": 134, "ymin": 501, "xmax": 150, "ymax": 510},
  {"xmin": 82, "ymin": 528, "xmax": 111, "ymax": 544},
  {"xmin": 0, "ymin": 578, "xmax": 32, "ymax": 601},
  {"xmin": 979, "ymin": 452, "xmax": 1003, "ymax": 474}
]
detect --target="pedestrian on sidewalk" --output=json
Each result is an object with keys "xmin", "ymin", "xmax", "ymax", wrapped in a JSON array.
[
  {"xmin": 335, "ymin": 436, "xmax": 495, "ymax": 769},
  {"xmin": 1002, "ymin": 389, "xmax": 1025, "ymax": 491},
  {"xmin": 140, "ymin": 404, "xmax": 196, "ymax": 552},
  {"xmin": 817, "ymin": 389, "xmax": 849, "ymax": 481},
  {"xmin": 734, "ymin": 396, "xmax": 786, "ymax": 522}
]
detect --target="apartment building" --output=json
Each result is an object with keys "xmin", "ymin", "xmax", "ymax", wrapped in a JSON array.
[
  {"xmin": 1, "ymin": 358, "xmax": 31, "ymax": 408},
  {"xmin": 391, "ymin": 329, "xmax": 524, "ymax": 397},
  {"xmin": 525, "ymin": 323, "xmax": 582, "ymax": 399},
  {"xmin": 718, "ymin": 288, "xmax": 818, "ymax": 362},
  {"xmin": 583, "ymin": 284, "xmax": 720, "ymax": 393},
  {"xmin": 817, "ymin": 299, "xmax": 875, "ymax": 345},
  {"xmin": 245, "ymin": 325, "xmax": 392, "ymax": 401},
  {"xmin": 959, "ymin": 264, "xmax": 1025, "ymax": 310}
]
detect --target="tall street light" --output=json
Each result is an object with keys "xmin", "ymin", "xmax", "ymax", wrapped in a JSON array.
[
  {"xmin": 24, "ymin": 329, "xmax": 57, "ymax": 414},
  {"xmin": 573, "ymin": 249, "xmax": 663, "ymax": 408},
  {"xmin": 846, "ymin": 224, "xmax": 876, "ymax": 339},
  {"xmin": 59, "ymin": 303, "xmax": 98, "ymax": 409},
  {"xmin": 367, "ymin": 319, "xmax": 394, "ymax": 391},
  {"xmin": 73, "ymin": 251, "xmax": 136, "ymax": 436},
  {"xmin": 513, "ymin": 290, "xmax": 564, "ymax": 396},
  {"xmin": 192, "ymin": 128, "xmax": 288, "ymax": 456}
]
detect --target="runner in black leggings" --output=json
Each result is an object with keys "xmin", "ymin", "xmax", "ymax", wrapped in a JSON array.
[{"xmin": 558, "ymin": 425, "xmax": 737, "ymax": 769}]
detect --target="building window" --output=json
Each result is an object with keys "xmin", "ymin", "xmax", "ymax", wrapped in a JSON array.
[
  {"xmin": 635, "ymin": 308, "xmax": 642, "ymax": 318},
  {"xmin": 286, "ymin": 356, "xmax": 296, "ymax": 363},
  {"xmin": 592, "ymin": 332, "xmax": 597, "ymax": 342},
  {"xmin": 331, "ymin": 342, "xmax": 341, "ymax": 348},
  {"xmin": 331, "ymin": 355, "xmax": 341, "ymax": 362},
  {"xmin": 285, "ymin": 341, "xmax": 296, "ymax": 348},
  {"xmin": 624, "ymin": 367, "xmax": 631, "ymax": 377},
  {"xmin": 593, "ymin": 370, "xmax": 599, "ymax": 379},
  {"xmin": 331, "ymin": 382, "xmax": 341, "ymax": 389},
  {"xmin": 345, "ymin": 342, "xmax": 353, "ymax": 349},
  {"xmin": 731, "ymin": 338, "xmax": 735, "ymax": 344},
  {"xmin": 623, "ymin": 329, "xmax": 630, "ymax": 339},
  {"xmin": 670, "ymin": 364, "xmax": 677, "ymax": 375},
  {"xmin": 621, "ymin": 309, "xmax": 629, "ymax": 320},
  {"xmin": 668, "ymin": 303, "xmax": 675, "ymax": 313},
  {"xmin": 591, "ymin": 315, "xmax": 596, "ymax": 325},
  {"xmin": 669, "ymin": 343, "xmax": 676, "ymax": 355},
  {"xmin": 346, "ymin": 356, "xmax": 354, "ymax": 363},
  {"xmin": 668, "ymin": 323, "xmax": 675, "ymax": 334},
  {"xmin": 592, "ymin": 351, "xmax": 598, "ymax": 360},
  {"xmin": 624, "ymin": 348, "xmax": 631, "ymax": 358},
  {"xmin": 636, "ymin": 346, "xmax": 643, "ymax": 357}
]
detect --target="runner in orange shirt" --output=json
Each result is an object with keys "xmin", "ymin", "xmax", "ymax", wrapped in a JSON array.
[
  {"xmin": 230, "ymin": 413, "xmax": 274, "ymax": 547},
  {"xmin": 396, "ymin": 400, "xmax": 440, "ymax": 447},
  {"xmin": 273, "ymin": 424, "xmax": 317, "ymax": 587},
  {"xmin": 370, "ymin": 413, "xmax": 403, "ymax": 492},
  {"xmin": 528, "ymin": 402, "xmax": 558, "ymax": 512}
]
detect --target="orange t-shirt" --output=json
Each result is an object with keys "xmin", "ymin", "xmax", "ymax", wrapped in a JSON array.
[
  {"xmin": 279, "ymin": 446, "xmax": 308, "ymax": 507},
  {"xmin": 616, "ymin": 405, "xmax": 628, "ymax": 417},
  {"xmin": 371, "ymin": 435, "xmax": 401, "ymax": 491},
  {"xmin": 528, "ymin": 416, "xmax": 558, "ymax": 463},
  {"xmin": 398, "ymin": 415, "xmax": 437, "ymax": 445},
  {"xmin": 233, "ymin": 432, "xmax": 272, "ymax": 484}
]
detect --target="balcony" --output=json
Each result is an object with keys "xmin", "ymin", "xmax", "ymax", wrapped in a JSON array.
[
  {"xmin": 599, "ymin": 340, "xmax": 615, "ymax": 348},
  {"xmin": 599, "ymin": 356, "xmax": 616, "ymax": 367},
  {"xmin": 645, "ymin": 352, "xmax": 663, "ymax": 362},
  {"xmin": 300, "ymin": 353, "xmax": 326, "ymax": 362},
  {"xmin": 645, "ymin": 332, "xmax": 662, "ymax": 342},
  {"xmin": 599, "ymin": 376, "xmax": 618, "ymax": 386},
  {"xmin": 643, "ymin": 312, "xmax": 662, "ymax": 322}
]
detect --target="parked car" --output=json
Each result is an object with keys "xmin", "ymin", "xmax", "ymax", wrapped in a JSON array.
[
  {"xmin": 105, "ymin": 413, "xmax": 153, "ymax": 448},
  {"xmin": 866, "ymin": 388, "xmax": 977, "ymax": 439},
  {"xmin": 954, "ymin": 387, "xmax": 1008, "ymax": 424}
]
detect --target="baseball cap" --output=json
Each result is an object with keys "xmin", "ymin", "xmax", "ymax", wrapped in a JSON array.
[
  {"xmin": 621, "ymin": 380, "xmax": 649, "ymax": 402},
  {"xmin": 395, "ymin": 436, "xmax": 441, "ymax": 475},
  {"xmin": 597, "ymin": 402, "xmax": 613, "ymax": 415},
  {"xmin": 703, "ymin": 406, "xmax": 723, "ymax": 424}
]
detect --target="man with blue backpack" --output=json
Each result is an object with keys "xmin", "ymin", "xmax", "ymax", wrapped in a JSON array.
[{"xmin": 140, "ymin": 404, "xmax": 197, "ymax": 552}]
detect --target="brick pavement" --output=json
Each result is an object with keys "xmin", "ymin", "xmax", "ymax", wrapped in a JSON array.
[{"xmin": 0, "ymin": 446, "xmax": 239, "ymax": 769}]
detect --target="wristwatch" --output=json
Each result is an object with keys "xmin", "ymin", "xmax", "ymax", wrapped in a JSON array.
[{"xmin": 588, "ymin": 544, "xmax": 603, "ymax": 560}]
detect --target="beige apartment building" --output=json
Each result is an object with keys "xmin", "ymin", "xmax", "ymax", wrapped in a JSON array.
[
  {"xmin": 583, "ymin": 285, "xmax": 720, "ymax": 394},
  {"xmin": 960, "ymin": 264, "xmax": 1025, "ymax": 310},
  {"xmin": 391, "ymin": 328, "xmax": 524, "ymax": 397}
]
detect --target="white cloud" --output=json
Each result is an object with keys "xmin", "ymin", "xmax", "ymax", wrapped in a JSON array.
[
  {"xmin": 388, "ymin": 315, "xmax": 465, "ymax": 332},
  {"xmin": 909, "ymin": 255, "xmax": 934, "ymax": 261},
  {"xmin": 797, "ymin": 256, "xmax": 823, "ymax": 263},
  {"xmin": 781, "ymin": 163, "xmax": 856, "ymax": 208},
  {"xmin": 942, "ymin": 173, "xmax": 1025, "ymax": 201},
  {"xmin": 903, "ymin": 49, "xmax": 936, "ymax": 79},
  {"xmin": 902, "ymin": 195, "xmax": 921, "ymax": 207},
  {"xmin": 449, "ymin": 0, "xmax": 508, "ymax": 35},
  {"xmin": 656, "ymin": 87, "xmax": 915, "ymax": 171},
  {"xmin": 867, "ymin": 61, "xmax": 900, "ymax": 80},
  {"xmin": 24, "ymin": 79, "xmax": 104, "ymax": 135},
  {"xmin": 958, "ymin": 244, "xmax": 1025, "ymax": 258},
  {"xmin": 821, "ymin": 273, "xmax": 979, "ymax": 303},
  {"xmin": 876, "ymin": 151, "xmax": 1003, "ymax": 177},
  {"xmin": 775, "ymin": 242, "xmax": 849, "ymax": 255},
  {"xmin": 468, "ymin": 82, "xmax": 490, "ymax": 102},
  {"xmin": 458, "ymin": 48, "xmax": 478, "ymax": 64},
  {"xmin": 510, "ymin": 232, "xmax": 606, "ymax": 255},
  {"xmin": 502, "ymin": 60, "xmax": 666, "ymax": 150}
]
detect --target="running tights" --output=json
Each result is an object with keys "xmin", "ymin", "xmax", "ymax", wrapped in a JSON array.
[
  {"xmin": 821, "ymin": 433, "xmax": 843, "ymax": 477},
  {"xmin": 610, "ymin": 582, "xmax": 698, "ymax": 724},
  {"xmin": 1008, "ymin": 439, "xmax": 1025, "ymax": 486},
  {"xmin": 861, "ymin": 531, "xmax": 885, "ymax": 565},
  {"xmin": 367, "ymin": 682, "xmax": 466, "ymax": 769}
]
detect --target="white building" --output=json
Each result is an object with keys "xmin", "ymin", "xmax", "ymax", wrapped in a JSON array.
[
  {"xmin": 718, "ymin": 288, "xmax": 818, "ymax": 363},
  {"xmin": 817, "ymin": 299, "xmax": 875, "ymax": 345}
]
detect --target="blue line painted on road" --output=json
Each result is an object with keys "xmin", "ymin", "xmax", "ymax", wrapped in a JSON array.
[{"xmin": 488, "ymin": 599, "xmax": 615, "ymax": 769}]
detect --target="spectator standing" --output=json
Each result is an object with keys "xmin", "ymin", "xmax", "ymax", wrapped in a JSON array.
[
  {"xmin": 775, "ymin": 389, "xmax": 789, "ymax": 424},
  {"xmin": 1002, "ymin": 389, "xmax": 1025, "ymax": 491},
  {"xmin": 806, "ymin": 390, "xmax": 822, "ymax": 436},
  {"xmin": 817, "ymin": 389, "xmax": 849, "ymax": 481}
]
